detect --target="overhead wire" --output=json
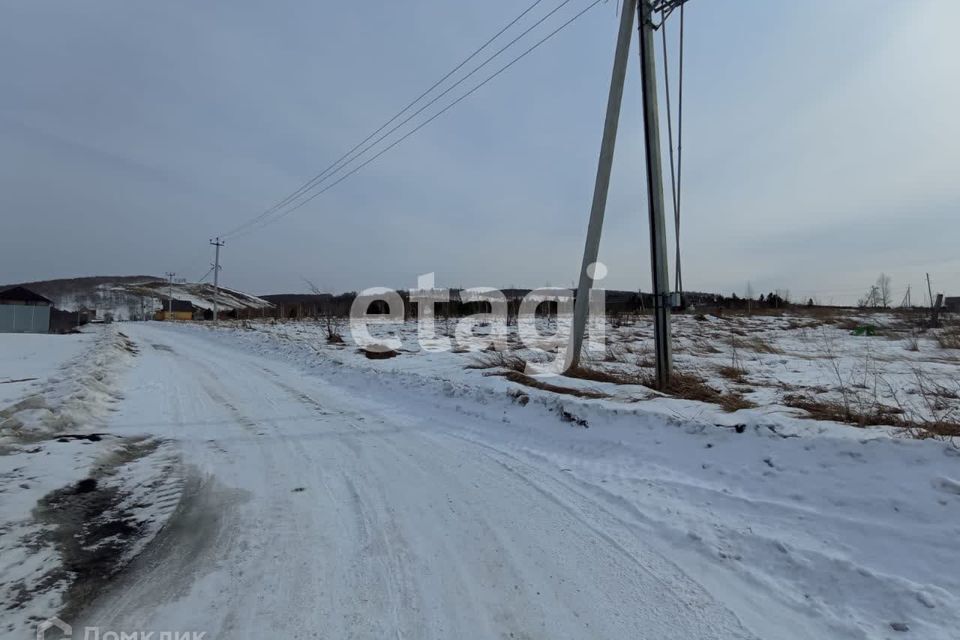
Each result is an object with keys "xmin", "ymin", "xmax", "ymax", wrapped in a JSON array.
[
  {"xmin": 221, "ymin": 0, "xmax": 555, "ymax": 240},
  {"xmin": 227, "ymin": 0, "xmax": 579, "ymax": 239},
  {"xmin": 196, "ymin": 266, "xmax": 215, "ymax": 283},
  {"xmin": 676, "ymin": 2, "xmax": 685, "ymax": 298},
  {"xmin": 229, "ymin": 0, "xmax": 605, "ymax": 239},
  {"xmin": 659, "ymin": 2, "xmax": 685, "ymax": 301},
  {"xmin": 660, "ymin": 7, "xmax": 678, "ymax": 293}
]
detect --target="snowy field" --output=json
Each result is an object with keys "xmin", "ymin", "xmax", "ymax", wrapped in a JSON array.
[
  {"xmin": 227, "ymin": 309, "xmax": 960, "ymax": 437},
  {"xmin": 1, "ymin": 311, "xmax": 958, "ymax": 639}
]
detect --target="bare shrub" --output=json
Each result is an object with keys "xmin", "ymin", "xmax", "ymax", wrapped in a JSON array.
[
  {"xmin": 722, "ymin": 333, "xmax": 747, "ymax": 382},
  {"xmin": 904, "ymin": 333, "xmax": 919, "ymax": 352},
  {"xmin": 792, "ymin": 332, "xmax": 960, "ymax": 437},
  {"xmin": 324, "ymin": 314, "xmax": 344, "ymax": 344},
  {"xmin": 886, "ymin": 368, "xmax": 960, "ymax": 438},
  {"xmin": 466, "ymin": 351, "xmax": 527, "ymax": 373},
  {"xmin": 807, "ymin": 331, "xmax": 898, "ymax": 427},
  {"xmin": 304, "ymin": 277, "xmax": 345, "ymax": 344}
]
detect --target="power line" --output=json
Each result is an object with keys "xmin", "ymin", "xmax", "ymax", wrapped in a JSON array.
[
  {"xmin": 231, "ymin": 0, "xmax": 605, "ymax": 239},
  {"xmin": 221, "ymin": 0, "xmax": 553, "ymax": 240},
  {"xmin": 675, "ymin": 3, "xmax": 685, "ymax": 297},
  {"xmin": 656, "ymin": 2, "xmax": 686, "ymax": 304},
  {"xmin": 227, "ymin": 0, "xmax": 581, "ymax": 239},
  {"xmin": 196, "ymin": 266, "xmax": 215, "ymax": 283}
]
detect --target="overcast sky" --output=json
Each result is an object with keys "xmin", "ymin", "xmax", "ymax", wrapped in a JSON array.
[{"xmin": 2, "ymin": 0, "xmax": 958, "ymax": 304}]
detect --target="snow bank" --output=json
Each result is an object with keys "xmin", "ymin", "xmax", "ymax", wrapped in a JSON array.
[{"xmin": 0, "ymin": 327, "xmax": 182, "ymax": 635}]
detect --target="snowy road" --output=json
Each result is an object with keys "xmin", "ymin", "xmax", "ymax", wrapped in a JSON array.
[{"xmin": 78, "ymin": 324, "xmax": 754, "ymax": 639}]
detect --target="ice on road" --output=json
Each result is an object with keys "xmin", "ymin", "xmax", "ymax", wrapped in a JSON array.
[{"xmin": 80, "ymin": 324, "xmax": 753, "ymax": 639}]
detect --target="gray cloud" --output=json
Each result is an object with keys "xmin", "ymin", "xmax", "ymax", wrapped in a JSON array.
[{"xmin": 1, "ymin": 0, "xmax": 957, "ymax": 303}]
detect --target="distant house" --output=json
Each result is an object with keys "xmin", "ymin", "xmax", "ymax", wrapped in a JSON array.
[
  {"xmin": 945, "ymin": 297, "xmax": 960, "ymax": 313},
  {"xmin": 154, "ymin": 299, "xmax": 197, "ymax": 321},
  {"xmin": 0, "ymin": 286, "xmax": 52, "ymax": 333}
]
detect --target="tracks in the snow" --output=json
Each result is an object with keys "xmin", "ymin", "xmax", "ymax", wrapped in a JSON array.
[{"xmin": 76, "ymin": 325, "xmax": 756, "ymax": 639}]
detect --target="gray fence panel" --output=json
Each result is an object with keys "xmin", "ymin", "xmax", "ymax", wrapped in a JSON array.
[{"xmin": 0, "ymin": 305, "xmax": 50, "ymax": 333}]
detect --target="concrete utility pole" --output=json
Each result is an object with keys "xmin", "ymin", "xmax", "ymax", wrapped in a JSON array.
[
  {"xmin": 165, "ymin": 272, "xmax": 176, "ymax": 318},
  {"xmin": 210, "ymin": 237, "xmax": 224, "ymax": 326},
  {"xmin": 568, "ymin": 0, "xmax": 637, "ymax": 370},
  {"xmin": 569, "ymin": 0, "xmax": 685, "ymax": 390},
  {"xmin": 637, "ymin": 0, "xmax": 674, "ymax": 389},
  {"xmin": 926, "ymin": 273, "xmax": 934, "ymax": 309}
]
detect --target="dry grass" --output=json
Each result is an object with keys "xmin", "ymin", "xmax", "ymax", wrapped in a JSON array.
[
  {"xmin": 502, "ymin": 371, "xmax": 608, "ymax": 400},
  {"xmin": 906, "ymin": 422, "xmax": 960, "ymax": 439},
  {"xmin": 937, "ymin": 325, "xmax": 960, "ymax": 350},
  {"xmin": 692, "ymin": 340, "xmax": 722, "ymax": 354},
  {"xmin": 467, "ymin": 353, "xmax": 611, "ymax": 399},
  {"xmin": 784, "ymin": 366, "xmax": 960, "ymax": 438},
  {"xmin": 835, "ymin": 317, "xmax": 862, "ymax": 331},
  {"xmin": 742, "ymin": 336, "xmax": 782, "ymax": 354},
  {"xmin": 564, "ymin": 364, "xmax": 639, "ymax": 386},
  {"xmin": 634, "ymin": 357, "xmax": 656, "ymax": 369},
  {"xmin": 783, "ymin": 394, "xmax": 903, "ymax": 428},
  {"xmin": 717, "ymin": 365, "xmax": 747, "ymax": 383},
  {"xmin": 644, "ymin": 371, "xmax": 755, "ymax": 412}
]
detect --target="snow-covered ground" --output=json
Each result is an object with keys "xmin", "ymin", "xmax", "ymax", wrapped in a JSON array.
[
  {"xmin": 220, "ymin": 310, "xmax": 960, "ymax": 435},
  {"xmin": 45, "ymin": 279, "xmax": 272, "ymax": 321},
  {"xmin": 0, "ymin": 328, "xmax": 180, "ymax": 636},
  {"xmin": 2, "ymin": 314, "xmax": 959, "ymax": 639},
  {"xmin": 0, "ymin": 334, "xmax": 93, "ymax": 408}
]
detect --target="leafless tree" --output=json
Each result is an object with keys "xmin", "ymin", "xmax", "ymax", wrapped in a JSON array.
[
  {"xmin": 858, "ymin": 285, "xmax": 879, "ymax": 308},
  {"xmin": 877, "ymin": 273, "xmax": 892, "ymax": 308},
  {"xmin": 304, "ymin": 278, "xmax": 344, "ymax": 344}
]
